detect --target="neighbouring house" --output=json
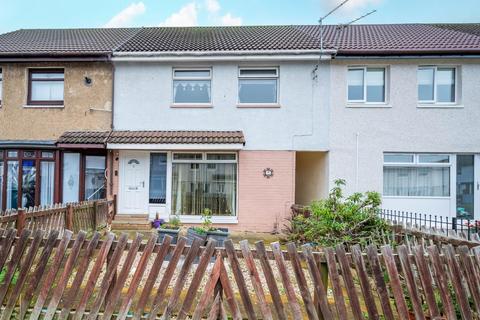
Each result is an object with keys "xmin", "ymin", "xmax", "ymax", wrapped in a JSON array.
[
  {"xmin": 0, "ymin": 28, "xmax": 138, "ymax": 210},
  {"xmin": 0, "ymin": 24, "xmax": 479, "ymax": 231}
]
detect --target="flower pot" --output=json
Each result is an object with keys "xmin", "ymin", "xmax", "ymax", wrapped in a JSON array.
[
  {"xmin": 186, "ymin": 227, "xmax": 207, "ymax": 245},
  {"xmin": 206, "ymin": 228, "xmax": 229, "ymax": 247},
  {"xmin": 157, "ymin": 228, "xmax": 180, "ymax": 244}
]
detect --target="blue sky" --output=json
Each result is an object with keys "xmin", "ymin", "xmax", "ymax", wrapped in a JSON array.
[{"xmin": 0, "ymin": 0, "xmax": 478, "ymax": 33}]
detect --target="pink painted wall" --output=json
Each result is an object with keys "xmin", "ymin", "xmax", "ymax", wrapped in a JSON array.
[{"xmin": 234, "ymin": 150, "xmax": 296, "ymax": 232}]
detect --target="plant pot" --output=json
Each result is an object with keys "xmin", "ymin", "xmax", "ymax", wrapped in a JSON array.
[
  {"xmin": 206, "ymin": 228, "xmax": 229, "ymax": 247},
  {"xmin": 186, "ymin": 227, "xmax": 207, "ymax": 245},
  {"xmin": 157, "ymin": 228, "xmax": 180, "ymax": 244}
]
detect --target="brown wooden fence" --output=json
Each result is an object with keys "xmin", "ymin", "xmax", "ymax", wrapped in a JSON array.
[
  {"xmin": 0, "ymin": 228, "xmax": 478, "ymax": 319},
  {"xmin": 0, "ymin": 199, "xmax": 114, "ymax": 236}
]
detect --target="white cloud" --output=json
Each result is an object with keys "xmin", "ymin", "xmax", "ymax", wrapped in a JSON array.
[
  {"xmin": 160, "ymin": 3, "xmax": 198, "ymax": 27},
  {"xmin": 104, "ymin": 2, "xmax": 146, "ymax": 28},
  {"xmin": 221, "ymin": 13, "xmax": 242, "ymax": 26},
  {"xmin": 205, "ymin": 0, "xmax": 220, "ymax": 13}
]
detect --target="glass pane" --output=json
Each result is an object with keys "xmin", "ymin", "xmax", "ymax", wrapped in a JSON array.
[
  {"xmin": 31, "ymin": 81, "xmax": 64, "ymax": 101},
  {"xmin": 436, "ymin": 68, "xmax": 455, "ymax": 103},
  {"xmin": 384, "ymin": 154, "xmax": 414, "ymax": 163},
  {"xmin": 41, "ymin": 151, "xmax": 54, "ymax": 158},
  {"xmin": 6, "ymin": 161, "xmax": 19, "ymax": 210},
  {"xmin": 456, "ymin": 155, "xmax": 474, "ymax": 219},
  {"xmin": 418, "ymin": 68, "xmax": 434, "ymax": 101},
  {"xmin": 7, "ymin": 151, "xmax": 18, "ymax": 158},
  {"xmin": 149, "ymin": 153, "xmax": 167, "ymax": 204},
  {"xmin": 173, "ymin": 80, "xmax": 211, "ymax": 103},
  {"xmin": 238, "ymin": 79, "xmax": 277, "ymax": 103},
  {"xmin": 418, "ymin": 154, "xmax": 450, "ymax": 163},
  {"xmin": 172, "ymin": 163, "xmax": 237, "ymax": 216},
  {"xmin": 173, "ymin": 153, "xmax": 202, "ymax": 160},
  {"xmin": 23, "ymin": 151, "xmax": 35, "ymax": 158},
  {"xmin": 22, "ymin": 159, "xmax": 36, "ymax": 208},
  {"xmin": 206, "ymin": 153, "xmax": 236, "ymax": 161},
  {"xmin": 85, "ymin": 156, "xmax": 106, "ymax": 201},
  {"xmin": 40, "ymin": 161, "xmax": 55, "ymax": 206},
  {"xmin": 347, "ymin": 69, "xmax": 364, "ymax": 101},
  {"xmin": 62, "ymin": 153, "xmax": 80, "ymax": 203},
  {"xmin": 31, "ymin": 72, "xmax": 64, "ymax": 79},
  {"xmin": 366, "ymin": 68, "xmax": 385, "ymax": 102},
  {"xmin": 383, "ymin": 166, "xmax": 450, "ymax": 197},
  {"xmin": 174, "ymin": 70, "xmax": 210, "ymax": 78},
  {"xmin": 0, "ymin": 161, "xmax": 3, "ymax": 209},
  {"xmin": 239, "ymin": 69, "xmax": 277, "ymax": 76}
]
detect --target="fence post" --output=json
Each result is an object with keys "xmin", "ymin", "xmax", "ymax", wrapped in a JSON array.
[
  {"xmin": 16, "ymin": 209, "xmax": 26, "ymax": 235},
  {"xmin": 93, "ymin": 201, "xmax": 98, "ymax": 230},
  {"xmin": 65, "ymin": 204, "xmax": 74, "ymax": 231},
  {"xmin": 452, "ymin": 217, "xmax": 457, "ymax": 231}
]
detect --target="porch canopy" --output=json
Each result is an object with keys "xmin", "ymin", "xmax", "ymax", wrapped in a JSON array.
[
  {"xmin": 106, "ymin": 130, "xmax": 245, "ymax": 150},
  {"xmin": 56, "ymin": 131, "xmax": 110, "ymax": 149}
]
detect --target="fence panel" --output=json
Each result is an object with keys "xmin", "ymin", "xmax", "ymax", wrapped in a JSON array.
[{"xmin": 0, "ymin": 228, "xmax": 478, "ymax": 318}]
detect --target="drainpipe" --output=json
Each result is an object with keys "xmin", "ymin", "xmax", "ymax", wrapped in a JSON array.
[
  {"xmin": 355, "ymin": 132, "xmax": 360, "ymax": 192},
  {"xmin": 110, "ymin": 58, "xmax": 115, "ymax": 130}
]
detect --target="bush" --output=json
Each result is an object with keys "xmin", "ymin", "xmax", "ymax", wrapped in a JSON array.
[{"xmin": 286, "ymin": 179, "xmax": 390, "ymax": 247}]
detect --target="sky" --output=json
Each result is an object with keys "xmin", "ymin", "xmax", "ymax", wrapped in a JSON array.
[{"xmin": 0, "ymin": 0, "xmax": 478, "ymax": 33}]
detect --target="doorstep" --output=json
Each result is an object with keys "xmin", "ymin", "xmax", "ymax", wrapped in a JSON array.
[{"xmin": 111, "ymin": 214, "xmax": 151, "ymax": 231}]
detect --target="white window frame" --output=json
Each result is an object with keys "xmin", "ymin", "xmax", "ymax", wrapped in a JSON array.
[
  {"xmin": 172, "ymin": 152, "xmax": 237, "ymax": 164},
  {"xmin": 417, "ymin": 66, "xmax": 458, "ymax": 105},
  {"xmin": 237, "ymin": 67, "xmax": 280, "ymax": 106},
  {"xmin": 171, "ymin": 67, "xmax": 212, "ymax": 106},
  {"xmin": 383, "ymin": 153, "xmax": 452, "ymax": 199},
  {"xmin": 347, "ymin": 66, "xmax": 387, "ymax": 104}
]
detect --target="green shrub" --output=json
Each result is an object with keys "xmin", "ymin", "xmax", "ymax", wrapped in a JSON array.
[{"xmin": 287, "ymin": 179, "xmax": 390, "ymax": 247}]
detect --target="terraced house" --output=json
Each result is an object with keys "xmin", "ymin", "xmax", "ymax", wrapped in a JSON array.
[{"xmin": 0, "ymin": 24, "xmax": 479, "ymax": 231}]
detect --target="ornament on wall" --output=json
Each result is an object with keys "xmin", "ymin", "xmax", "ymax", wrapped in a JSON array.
[{"xmin": 263, "ymin": 168, "xmax": 274, "ymax": 179}]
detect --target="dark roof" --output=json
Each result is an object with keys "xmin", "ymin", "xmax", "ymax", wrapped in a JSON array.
[
  {"xmin": 56, "ymin": 130, "xmax": 245, "ymax": 145},
  {"xmin": 57, "ymin": 131, "xmax": 111, "ymax": 145},
  {"xmin": 0, "ymin": 28, "xmax": 140, "ymax": 57},
  {"xmin": 115, "ymin": 26, "xmax": 324, "ymax": 52},
  {"xmin": 298, "ymin": 24, "xmax": 480, "ymax": 55},
  {"xmin": 1, "ymin": 24, "xmax": 480, "ymax": 57},
  {"xmin": 108, "ymin": 130, "xmax": 245, "ymax": 144}
]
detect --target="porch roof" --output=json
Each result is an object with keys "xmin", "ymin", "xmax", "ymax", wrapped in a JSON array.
[
  {"xmin": 56, "ymin": 130, "xmax": 245, "ymax": 147},
  {"xmin": 108, "ymin": 130, "xmax": 245, "ymax": 145}
]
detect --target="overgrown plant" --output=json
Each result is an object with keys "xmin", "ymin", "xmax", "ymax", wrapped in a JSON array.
[
  {"xmin": 286, "ymin": 179, "xmax": 390, "ymax": 247},
  {"xmin": 192, "ymin": 208, "xmax": 214, "ymax": 234}
]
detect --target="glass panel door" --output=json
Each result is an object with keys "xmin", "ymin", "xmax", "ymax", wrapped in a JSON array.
[
  {"xmin": 21, "ymin": 159, "xmax": 36, "ymax": 208},
  {"xmin": 63, "ymin": 153, "xmax": 80, "ymax": 203},
  {"xmin": 456, "ymin": 155, "xmax": 474, "ymax": 219}
]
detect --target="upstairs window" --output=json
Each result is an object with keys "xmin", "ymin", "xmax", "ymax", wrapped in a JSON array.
[
  {"xmin": 418, "ymin": 66, "xmax": 456, "ymax": 104},
  {"xmin": 238, "ymin": 67, "xmax": 279, "ymax": 104},
  {"xmin": 347, "ymin": 67, "xmax": 386, "ymax": 103},
  {"xmin": 0, "ymin": 68, "xmax": 3, "ymax": 104},
  {"xmin": 173, "ymin": 68, "xmax": 211, "ymax": 104},
  {"xmin": 28, "ymin": 69, "xmax": 64, "ymax": 105}
]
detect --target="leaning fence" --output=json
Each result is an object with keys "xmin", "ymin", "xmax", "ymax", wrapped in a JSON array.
[
  {"xmin": 0, "ymin": 228, "xmax": 479, "ymax": 319},
  {"xmin": 0, "ymin": 199, "xmax": 114, "ymax": 235}
]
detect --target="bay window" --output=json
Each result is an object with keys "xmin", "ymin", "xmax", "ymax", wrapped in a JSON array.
[
  {"xmin": 172, "ymin": 68, "xmax": 211, "ymax": 104},
  {"xmin": 417, "ymin": 66, "xmax": 456, "ymax": 104},
  {"xmin": 383, "ymin": 153, "xmax": 450, "ymax": 197},
  {"xmin": 172, "ymin": 152, "xmax": 237, "ymax": 216},
  {"xmin": 238, "ymin": 67, "xmax": 279, "ymax": 104},
  {"xmin": 348, "ymin": 67, "xmax": 386, "ymax": 103},
  {"xmin": 1, "ymin": 150, "xmax": 56, "ymax": 210}
]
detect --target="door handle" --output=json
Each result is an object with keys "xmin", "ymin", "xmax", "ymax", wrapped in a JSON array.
[{"xmin": 141, "ymin": 181, "xmax": 145, "ymax": 188}]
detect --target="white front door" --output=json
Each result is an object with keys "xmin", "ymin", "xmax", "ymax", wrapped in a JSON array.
[{"xmin": 119, "ymin": 152, "xmax": 149, "ymax": 214}]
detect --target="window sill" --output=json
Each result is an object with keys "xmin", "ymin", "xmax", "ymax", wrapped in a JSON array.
[
  {"xmin": 170, "ymin": 104, "xmax": 213, "ymax": 108},
  {"xmin": 23, "ymin": 105, "xmax": 64, "ymax": 109},
  {"xmin": 346, "ymin": 103, "xmax": 391, "ymax": 108},
  {"xmin": 178, "ymin": 215, "xmax": 238, "ymax": 224},
  {"xmin": 417, "ymin": 104, "xmax": 464, "ymax": 109},
  {"xmin": 237, "ymin": 103, "xmax": 281, "ymax": 108}
]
